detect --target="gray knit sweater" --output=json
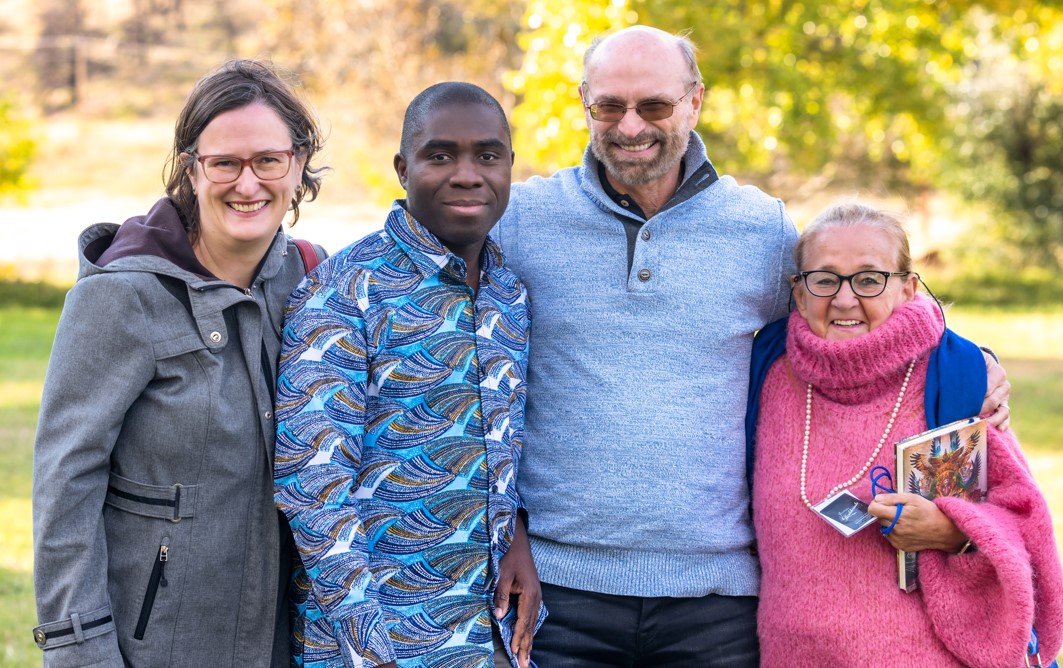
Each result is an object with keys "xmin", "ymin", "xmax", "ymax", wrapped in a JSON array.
[{"xmin": 494, "ymin": 133, "xmax": 797, "ymax": 597}]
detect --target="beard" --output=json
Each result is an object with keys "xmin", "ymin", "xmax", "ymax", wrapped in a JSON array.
[{"xmin": 589, "ymin": 122, "xmax": 690, "ymax": 188}]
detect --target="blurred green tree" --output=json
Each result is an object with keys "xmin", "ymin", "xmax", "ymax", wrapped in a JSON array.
[
  {"xmin": 505, "ymin": 0, "xmax": 636, "ymax": 176},
  {"xmin": 939, "ymin": 5, "xmax": 1063, "ymax": 271},
  {"xmin": 508, "ymin": 0, "xmax": 1063, "ymax": 270},
  {"xmin": 0, "ymin": 97, "xmax": 37, "ymax": 198},
  {"xmin": 642, "ymin": 0, "xmax": 976, "ymax": 195},
  {"xmin": 508, "ymin": 0, "xmax": 986, "ymax": 190}
]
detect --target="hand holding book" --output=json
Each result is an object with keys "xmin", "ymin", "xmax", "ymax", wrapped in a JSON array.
[
  {"xmin": 887, "ymin": 417, "xmax": 988, "ymax": 591},
  {"xmin": 866, "ymin": 492, "xmax": 969, "ymax": 553}
]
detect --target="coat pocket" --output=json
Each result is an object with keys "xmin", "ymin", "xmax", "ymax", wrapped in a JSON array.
[
  {"xmin": 104, "ymin": 471, "xmax": 197, "ymax": 522},
  {"xmin": 133, "ymin": 540, "xmax": 170, "ymax": 640}
]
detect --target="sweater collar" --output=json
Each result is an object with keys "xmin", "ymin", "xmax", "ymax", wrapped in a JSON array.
[
  {"xmin": 787, "ymin": 292, "xmax": 944, "ymax": 403},
  {"xmin": 578, "ymin": 131, "xmax": 719, "ymax": 216}
]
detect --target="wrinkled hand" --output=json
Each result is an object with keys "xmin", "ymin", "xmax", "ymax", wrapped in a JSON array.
[
  {"xmin": 868, "ymin": 493, "xmax": 968, "ymax": 553},
  {"xmin": 494, "ymin": 515, "xmax": 541, "ymax": 668},
  {"xmin": 981, "ymin": 351, "xmax": 1011, "ymax": 431}
]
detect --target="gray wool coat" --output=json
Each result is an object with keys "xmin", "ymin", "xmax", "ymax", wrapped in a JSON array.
[{"xmin": 32, "ymin": 204, "xmax": 314, "ymax": 667}]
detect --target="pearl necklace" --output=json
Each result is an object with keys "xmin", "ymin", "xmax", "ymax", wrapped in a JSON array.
[{"xmin": 799, "ymin": 359, "xmax": 916, "ymax": 510}]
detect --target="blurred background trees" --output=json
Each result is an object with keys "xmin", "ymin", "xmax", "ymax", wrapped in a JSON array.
[
  {"xmin": 0, "ymin": 96, "xmax": 35, "ymax": 197},
  {"xmin": 255, "ymin": 0, "xmax": 525, "ymax": 191},
  {"xmin": 509, "ymin": 0, "xmax": 1063, "ymax": 300},
  {"xmin": 3, "ymin": 0, "xmax": 1062, "ymax": 296},
  {"xmin": 5, "ymin": 6, "xmax": 1063, "ymax": 662}
]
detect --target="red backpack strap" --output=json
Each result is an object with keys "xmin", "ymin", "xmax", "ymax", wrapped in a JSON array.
[{"xmin": 292, "ymin": 238, "xmax": 322, "ymax": 273}]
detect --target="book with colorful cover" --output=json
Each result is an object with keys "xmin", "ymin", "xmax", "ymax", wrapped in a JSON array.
[{"xmin": 894, "ymin": 416, "xmax": 988, "ymax": 592}]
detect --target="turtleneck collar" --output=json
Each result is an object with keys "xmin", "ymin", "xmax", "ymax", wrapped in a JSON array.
[{"xmin": 787, "ymin": 292, "xmax": 944, "ymax": 404}]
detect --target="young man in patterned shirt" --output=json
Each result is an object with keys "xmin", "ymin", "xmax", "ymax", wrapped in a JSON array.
[{"xmin": 275, "ymin": 82, "xmax": 543, "ymax": 668}]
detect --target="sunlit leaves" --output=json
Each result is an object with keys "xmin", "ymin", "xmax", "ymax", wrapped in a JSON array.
[
  {"xmin": 505, "ymin": 0, "xmax": 1063, "ymax": 268},
  {"xmin": 505, "ymin": 0, "xmax": 636, "ymax": 176},
  {"xmin": 0, "ymin": 97, "xmax": 36, "ymax": 198}
]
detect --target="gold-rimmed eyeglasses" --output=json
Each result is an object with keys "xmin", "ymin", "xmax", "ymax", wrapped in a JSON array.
[{"xmin": 583, "ymin": 82, "xmax": 699, "ymax": 122}]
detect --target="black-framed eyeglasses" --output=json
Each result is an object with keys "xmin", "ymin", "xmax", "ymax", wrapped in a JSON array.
[
  {"xmin": 797, "ymin": 270, "xmax": 911, "ymax": 298},
  {"xmin": 194, "ymin": 149, "xmax": 295, "ymax": 184},
  {"xmin": 583, "ymin": 82, "xmax": 699, "ymax": 122}
]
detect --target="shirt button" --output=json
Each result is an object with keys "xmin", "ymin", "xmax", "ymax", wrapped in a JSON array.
[
  {"xmin": 637, "ymin": 268, "xmax": 652, "ymax": 281},
  {"xmin": 620, "ymin": 199, "xmax": 630, "ymax": 207},
  {"xmin": 640, "ymin": 229, "xmax": 651, "ymax": 241},
  {"xmin": 264, "ymin": 411, "xmax": 272, "ymax": 420}
]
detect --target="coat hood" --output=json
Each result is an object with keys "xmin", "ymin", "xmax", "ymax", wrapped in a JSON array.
[
  {"xmin": 77, "ymin": 197, "xmax": 290, "ymax": 289},
  {"xmin": 94, "ymin": 197, "xmax": 211, "ymax": 277}
]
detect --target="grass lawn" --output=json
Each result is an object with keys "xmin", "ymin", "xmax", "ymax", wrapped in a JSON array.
[
  {"xmin": 948, "ymin": 307, "xmax": 1063, "ymax": 456},
  {"xmin": 1, "ymin": 306, "xmax": 58, "ymax": 666},
  {"xmin": 1, "ymin": 302, "xmax": 1061, "ymax": 665}
]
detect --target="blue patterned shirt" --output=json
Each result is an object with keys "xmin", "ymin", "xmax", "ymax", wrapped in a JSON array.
[{"xmin": 275, "ymin": 203, "xmax": 534, "ymax": 667}]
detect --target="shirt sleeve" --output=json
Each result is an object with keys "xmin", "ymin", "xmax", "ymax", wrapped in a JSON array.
[
  {"xmin": 274, "ymin": 269, "xmax": 396, "ymax": 667},
  {"xmin": 918, "ymin": 427, "xmax": 1063, "ymax": 665},
  {"xmin": 32, "ymin": 274, "xmax": 155, "ymax": 666}
]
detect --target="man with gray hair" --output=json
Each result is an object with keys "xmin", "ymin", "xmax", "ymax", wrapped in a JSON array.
[{"xmin": 493, "ymin": 24, "xmax": 1009, "ymax": 666}]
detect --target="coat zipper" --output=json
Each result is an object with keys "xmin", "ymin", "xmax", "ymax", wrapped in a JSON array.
[{"xmin": 133, "ymin": 543, "xmax": 169, "ymax": 640}]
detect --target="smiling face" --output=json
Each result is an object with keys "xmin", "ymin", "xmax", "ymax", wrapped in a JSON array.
[
  {"xmin": 183, "ymin": 102, "xmax": 304, "ymax": 257},
  {"xmin": 794, "ymin": 225, "xmax": 918, "ymax": 341},
  {"xmin": 582, "ymin": 29, "xmax": 703, "ymax": 188},
  {"xmin": 393, "ymin": 102, "xmax": 513, "ymax": 264}
]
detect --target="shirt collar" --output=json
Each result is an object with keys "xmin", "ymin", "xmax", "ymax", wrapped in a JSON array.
[
  {"xmin": 386, "ymin": 200, "xmax": 506, "ymax": 281},
  {"xmin": 587, "ymin": 130, "xmax": 713, "ymax": 218},
  {"xmin": 596, "ymin": 160, "xmax": 687, "ymax": 220}
]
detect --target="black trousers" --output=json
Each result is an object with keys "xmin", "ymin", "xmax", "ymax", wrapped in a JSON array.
[{"xmin": 531, "ymin": 582, "xmax": 759, "ymax": 668}]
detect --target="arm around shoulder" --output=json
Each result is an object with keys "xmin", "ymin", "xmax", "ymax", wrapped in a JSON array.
[{"xmin": 770, "ymin": 202, "xmax": 799, "ymax": 322}]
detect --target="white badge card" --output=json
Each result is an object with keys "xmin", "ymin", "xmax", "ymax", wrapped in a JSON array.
[{"xmin": 812, "ymin": 490, "xmax": 878, "ymax": 537}]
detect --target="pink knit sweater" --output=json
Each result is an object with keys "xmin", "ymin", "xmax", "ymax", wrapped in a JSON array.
[{"xmin": 753, "ymin": 293, "xmax": 1063, "ymax": 666}]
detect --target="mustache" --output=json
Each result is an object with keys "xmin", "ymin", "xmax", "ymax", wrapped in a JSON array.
[{"xmin": 597, "ymin": 127, "xmax": 667, "ymax": 145}]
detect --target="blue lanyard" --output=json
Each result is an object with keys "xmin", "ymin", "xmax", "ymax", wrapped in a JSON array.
[{"xmin": 869, "ymin": 466, "xmax": 903, "ymax": 535}]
